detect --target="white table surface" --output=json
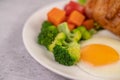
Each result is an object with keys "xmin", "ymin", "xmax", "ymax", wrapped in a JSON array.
[{"xmin": 0, "ymin": 0, "xmax": 70, "ymax": 80}]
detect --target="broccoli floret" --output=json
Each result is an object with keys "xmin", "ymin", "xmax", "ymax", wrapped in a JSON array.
[
  {"xmin": 76, "ymin": 26, "xmax": 86, "ymax": 34},
  {"xmin": 38, "ymin": 21, "xmax": 58, "ymax": 49},
  {"xmin": 89, "ymin": 28, "xmax": 97, "ymax": 35},
  {"xmin": 82, "ymin": 30, "xmax": 91, "ymax": 40},
  {"xmin": 48, "ymin": 32, "xmax": 66, "ymax": 52},
  {"xmin": 46, "ymin": 22, "xmax": 81, "ymax": 66},
  {"xmin": 53, "ymin": 45, "xmax": 74, "ymax": 66},
  {"xmin": 57, "ymin": 22, "xmax": 70, "ymax": 36},
  {"xmin": 71, "ymin": 28, "xmax": 82, "ymax": 41},
  {"xmin": 74, "ymin": 26, "xmax": 92, "ymax": 40},
  {"xmin": 41, "ymin": 21, "xmax": 53, "ymax": 31},
  {"xmin": 58, "ymin": 22, "xmax": 81, "ymax": 42},
  {"xmin": 53, "ymin": 41, "xmax": 81, "ymax": 66}
]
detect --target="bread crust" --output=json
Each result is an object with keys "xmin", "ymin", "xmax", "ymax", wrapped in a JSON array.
[{"xmin": 86, "ymin": 0, "xmax": 120, "ymax": 36}]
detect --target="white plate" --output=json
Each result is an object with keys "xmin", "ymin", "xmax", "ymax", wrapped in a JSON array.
[{"xmin": 22, "ymin": 1, "xmax": 120, "ymax": 80}]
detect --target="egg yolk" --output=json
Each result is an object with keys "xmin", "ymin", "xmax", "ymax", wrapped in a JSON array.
[{"xmin": 81, "ymin": 44, "xmax": 119, "ymax": 66}]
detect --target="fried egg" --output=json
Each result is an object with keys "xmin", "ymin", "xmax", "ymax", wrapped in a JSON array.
[{"xmin": 77, "ymin": 32, "xmax": 120, "ymax": 79}]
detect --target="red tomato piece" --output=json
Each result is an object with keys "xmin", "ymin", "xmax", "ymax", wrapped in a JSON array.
[
  {"xmin": 64, "ymin": 1, "xmax": 85, "ymax": 16},
  {"xmin": 83, "ymin": 19, "xmax": 94, "ymax": 30}
]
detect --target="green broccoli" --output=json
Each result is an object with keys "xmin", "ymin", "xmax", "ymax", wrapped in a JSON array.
[
  {"xmin": 89, "ymin": 28, "xmax": 97, "ymax": 35},
  {"xmin": 74, "ymin": 26, "xmax": 92, "ymax": 40},
  {"xmin": 82, "ymin": 30, "xmax": 91, "ymax": 40},
  {"xmin": 53, "ymin": 41, "xmax": 81, "ymax": 66},
  {"xmin": 38, "ymin": 21, "xmax": 58, "ymax": 49},
  {"xmin": 41, "ymin": 21, "xmax": 53, "ymax": 31},
  {"xmin": 58, "ymin": 22, "xmax": 81, "ymax": 42},
  {"xmin": 78, "ymin": 0, "xmax": 87, "ymax": 5},
  {"xmin": 47, "ymin": 29, "xmax": 81, "ymax": 66},
  {"xmin": 48, "ymin": 32, "xmax": 66, "ymax": 52},
  {"xmin": 76, "ymin": 26, "xmax": 86, "ymax": 34}
]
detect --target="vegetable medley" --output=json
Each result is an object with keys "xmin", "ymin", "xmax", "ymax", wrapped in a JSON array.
[{"xmin": 37, "ymin": 1, "xmax": 103, "ymax": 66}]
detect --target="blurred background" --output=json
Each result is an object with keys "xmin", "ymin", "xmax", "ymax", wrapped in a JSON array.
[{"xmin": 0, "ymin": 0, "xmax": 69, "ymax": 80}]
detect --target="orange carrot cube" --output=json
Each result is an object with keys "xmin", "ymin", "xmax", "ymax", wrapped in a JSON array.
[
  {"xmin": 47, "ymin": 8, "xmax": 66, "ymax": 26},
  {"xmin": 68, "ymin": 10, "xmax": 85, "ymax": 26}
]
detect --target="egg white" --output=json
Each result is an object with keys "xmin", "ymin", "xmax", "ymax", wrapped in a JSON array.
[{"xmin": 77, "ymin": 30, "xmax": 120, "ymax": 79}]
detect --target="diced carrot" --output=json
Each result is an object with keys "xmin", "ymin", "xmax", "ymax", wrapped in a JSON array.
[
  {"xmin": 68, "ymin": 10, "xmax": 85, "ymax": 26},
  {"xmin": 47, "ymin": 8, "xmax": 66, "ymax": 26},
  {"xmin": 67, "ymin": 22, "xmax": 76, "ymax": 31},
  {"xmin": 83, "ymin": 19, "xmax": 94, "ymax": 30}
]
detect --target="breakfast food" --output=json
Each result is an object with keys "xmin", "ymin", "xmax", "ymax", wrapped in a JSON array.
[
  {"xmin": 85, "ymin": 0, "xmax": 120, "ymax": 36},
  {"xmin": 81, "ymin": 37, "xmax": 120, "ymax": 66},
  {"xmin": 35, "ymin": 0, "xmax": 120, "ymax": 79},
  {"xmin": 37, "ymin": 0, "xmax": 120, "ymax": 68},
  {"xmin": 37, "ymin": 1, "xmax": 101, "ymax": 66},
  {"xmin": 81, "ymin": 44, "xmax": 119, "ymax": 66},
  {"xmin": 78, "ymin": 36, "xmax": 120, "ymax": 78}
]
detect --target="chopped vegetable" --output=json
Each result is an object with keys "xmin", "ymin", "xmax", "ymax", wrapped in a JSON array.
[
  {"xmin": 78, "ymin": 0, "xmax": 87, "ymax": 5},
  {"xmin": 83, "ymin": 19, "xmax": 94, "ymax": 30},
  {"xmin": 58, "ymin": 22, "xmax": 81, "ymax": 42},
  {"xmin": 77, "ymin": 26, "xmax": 87, "ymax": 34},
  {"xmin": 64, "ymin": 1, "xmax": 85, "ymax": 16},
  {"xmin": 53, "ymin": 41, "xmax": 81, "ymax": 66},
  {"xmin": 38, "ymin": 22, "xmax": 58, "ymax": 49},
  {"xmin": 67, "ymin": 22, "xmax": 76, "ymax": 31},
  {"xmin": 41, "ymin": 21, "xmax": 53, "ymax": 31},
  {"xmin": 46, "ymin": 31, "xmax": 81, "ymax": 66},
  {"xmin": 37, "ymin": 1, "xmax": 103, "ymax": 66},
  {"xmin": 47, "ymin": 8, "xmax": 66, "ymax": 26},
  {"xmin": 58, "ymin": 22, "xmax": 70, "ymax": 36},
  {"xmin": 71, "ymin": 29, "xmax": 82, "ymax": 42},
  {"xmin": 48, "ymin": 32, "xmax": 66, "ymax": 52},
  {"xmin": 82, "ymin": 30, "xmax": 91, "ymax": 40},
  {"xmin": 76, "ymin": 26, "xmax": 91, "ymax": 40},
  {"xmin": 89, "ymin": 29, "xmax": 97, "ymax": 35},
  {"xmin": 68, "ymin": 10, "xmax": 85, "ymax": 26}
]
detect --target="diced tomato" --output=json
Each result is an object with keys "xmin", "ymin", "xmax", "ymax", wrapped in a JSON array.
[
  {"xmin": 64, "ymin": 1, "xmax": 85, "ymax": 16},
  {"xmin": 83, "ymin": 19, "xmax": 94, "ymax": 30}
]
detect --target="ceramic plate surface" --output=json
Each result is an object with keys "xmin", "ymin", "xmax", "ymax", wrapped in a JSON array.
[{"xmin": 23, "ymin": 1, "xmax": 120, "ymax": 80}]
